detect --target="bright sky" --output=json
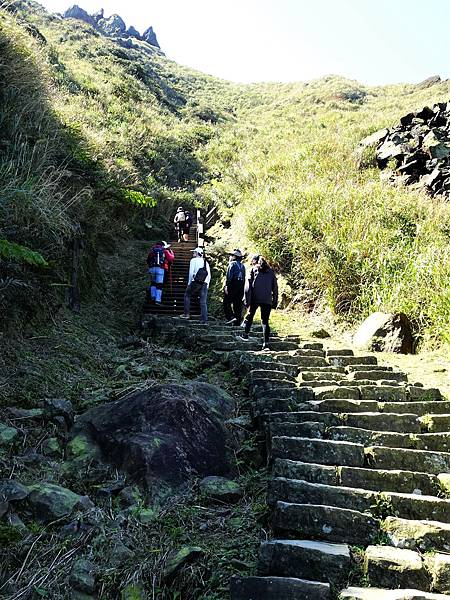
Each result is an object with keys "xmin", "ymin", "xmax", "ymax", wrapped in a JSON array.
[{"xmin": 37, "ymin": 0, "xmax": 450, "ymax": 85}]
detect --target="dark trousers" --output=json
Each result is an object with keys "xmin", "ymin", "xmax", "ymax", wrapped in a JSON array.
[
  {"xmin": 223, "ymin": 281, "xmax": 245, "ymax": 322},
  {"xmin": 244, "ymin": 302, "xmax": 272, "ymax": 342}
]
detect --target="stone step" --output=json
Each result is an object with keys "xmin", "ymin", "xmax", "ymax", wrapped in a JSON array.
[
  {"xmin": 273, "ymin": 501, "xmax": 379, "ymax": 545},
  {"xmin": 313, "ymin": 387, "xmax": 361, "ymax": 400},
  {"xmin": 252, "ymin": 399, "xmax": 310, "ymax": 418},
  {"xmin": 269, "ymin": 421, "xmax": 326, "ymax": 440},
  {"xmin": 383, "ymin": 515, "xmax": 450, "ymax": 552},
  {"xmin": 270, "ymin": 437, "xmax": 365, "ymax": 466},
  {"xmin": 347, "ymin": 365, "xmax": 393, "ymax": 372},
  {"xmin": 349, "ymin": 370, "xmax": 408, "ymax": 382},
  {"xmin": 380, "ymin": 401, "xmax": 450, "ymax": 416},
  {"xmin": 420, "ymin": 414, "xmax": 450, "ymax": 433},
  {"xmin": 299, "ymin": 379, "xmax": 343, "ymax": 388},
  {"xmin": 328, "ymin": 355, "xmax": 378, "ymax": 366},
  {"xmin": 230, "ymin": 576, "xmax": 330, "ymax": 600},
  {"xmin": 263, "ymin": 411, "xmax": 341, "ymax": 426},
  {"xmin": 273, "ymin": 459, "xmax": 438, "ymax": 496},
  {"xmin": 298, "ymin": 366, "xmax": 346, "ymax": 374},
  {"xmin": 364, "ymin": 545, "xmax": 430, "ymax": 590},
  {"xmin": 301, "ymin": 371, "xmax": 348, "ymax": 382},
  {"xmin": 277, "ymin": 349, "xmax": 326, "ymax": 358},
  {"xmin": 247, "ymin": 370, "xmax": 297, "ymax": 382},
  {"xmin": 359, "ymin": 386, "xmax": 408, "ymax": 401},
  {"xmin": 366, "ymin": 445, "xmax": 450, "ymax": 475},
  {"xmin": 216, "ymin": 341, "xmax": 299, "ymax": 352},
  {"xmin": 250, "ymin": 380, "xmax": 297, "ymax": 397},
  {"xmin": 328, "ymin": 426, "xmax": 450, "ymax": 452},
  {"xmin": 259, "ymin": 539, "xmax": 350, "ymax": 584},
  {"xmin": 326, "ymin": 349, "xmax": 354, "ymax": 357},
  {"xmin": 309, "ymin": 399, "xmax": 379, "ymax": 412},
  {"xmin": 264, "ymin": 411, "xmax": 420, "ymax": 432},
  {"xmin": 344, "ymin": 413, "xmax": 420, "ymax": 433},
  {"xmin": 271, "ymin": 355, "xmax": 329, "ymax": 368},
  {"xmin": 269, "ymin": 478, "xmax": 450, "ymax": 523},
  {"xmin": 340, "ymin": 587, "xmax": 449, "ymax": 599}
]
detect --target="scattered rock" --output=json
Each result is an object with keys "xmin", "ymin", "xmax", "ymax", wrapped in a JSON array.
[
  {"xmin": 70, "ymin": 559, "xmax": 96, "ymax": 594},
  {"xmin": 0, "ymin": 480, "xmax": 29, "ymax": 503},
  {"xmin": 163, "ymin": 546, "xmax": 204, "ymax": 580},
  {"xmin": 199, "ymin": 476, "xmax": 244, "ymax": 503},
  {"xmin": 121, "ymin": 583, "xmax": 147, "ymax": 600},
  {"xmin": 6, "ymin": 407, "xmax": 44, "ymax": 420},
  {"xmin": 68, "ymin": 383, "xmax": 233, "ymax": 489},
  {"xmin": 0, "ymin": 423, "xmax": 19, "ymax": 446},
  {"xmin": 353, "ymin": 312, "xmax": 414, "ymax": 353},
  {"xmin": 311, "ymin": 329, "xmax": 331, "ymax": 339},
  {"xmin": 417, "ymin": 75, "xmax": 441, "ymax": 90},
  {"xmin": 118, "ymin": 486, "xmax": 142, "ymax": 507},
  {"xmin": 43, "ymin": 398, "xmax": 74, "ymax": 427},
  {"xmin": 359, "ymin": 100, "xmax": 450, "ymax": 198},
  {"xmin": 42, "ymin": 437, "xmax": 61, "ymax": 457},
  {"xmin": 27, "ymin": 483, "xmax": 93, "ymax": 522}
]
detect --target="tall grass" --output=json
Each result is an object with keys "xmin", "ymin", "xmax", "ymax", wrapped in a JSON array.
[{"xmin": 201, "ymin": 77, "xmax": 450, "ymax": 348}]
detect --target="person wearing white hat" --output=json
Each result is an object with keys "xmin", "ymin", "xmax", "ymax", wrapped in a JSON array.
[
  {"xmin": 181, "ymin": 247, "xmax": 211, "ymax": 322},
  {"xmin": 173, "ymin": 207, "xmax": 186, "ymax": 242}
]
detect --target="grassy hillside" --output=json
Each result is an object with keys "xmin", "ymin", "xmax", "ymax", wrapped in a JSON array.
[
  {"xmin": 1, "ymin": 1, "xmax": 449, "ymax": 348},
  {"xmin": 201, "ymin": 77, "xmax": 450, "ymax": 348}
]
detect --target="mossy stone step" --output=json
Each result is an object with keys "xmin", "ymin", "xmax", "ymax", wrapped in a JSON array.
[
  {"xmin": 310, "ymin": 399, "xmax": 379, "ymax": 412},
  {"xmin": 301, "ymin": 371, "xmax": 347, "ymax": 382},
  {"xmin": 366, "ymin": 445, "xmax": 450, "ymax": 475},
  {"xmin": 349, "ymin": 370, "xmax": 407, "ymax": 382},
  {"xmin": 328, "ymin": 355, "xmax": 378, "ymax": 366},
  {"xmin": 328, "ymin": 426, "xmax": 450, "ymax": 452},
  {"xmin": 344, "ymin": 412, "xmax": 420, "ymax": 433},
  {"xmin": 420, "ymin": 414, "xmax": 450, "ymax": 432},
  {"xmin": 340, "ymin": 586, "xmax": 449, "ymax": 599},
  {"xmin": 271, "ymin": 355, "xmax": 328, "ymax": 368},
  {"xmin": 269, "ymin": 421, "xmax": 326, "ymax": 440},
  {"xmin": 273, "ymin": 501, "xmax": 379, "ymax": 545},
  {"xmin": 313, "ymin": 387, "xmax": 361, "ymax": 400},
  {"xmin": 326, "ymin": 349, "xmax": 354, "ymax": 357},
  {"xmin": 269, "ymin": 478, "xmax": 450, "ymax": 522},
  {"xmin": 230, "ymin": 576, "xmax": 330, "ymax": 599},
  {"xmin": 259, "ymin": 539, "xmax": 350, "ymax": 584},
  {"xmin": 270, "ymin": 437, "xmax": 365, "ymax": 466},
  {"xmin": 347, "ymin": 365, "xmax": 393, "ymax": 372},
  {"xmin": 359, "ymin": 386, "xmax": 408, "ymax": 401},
  {"xmin": 252, "ymin": 399, "xmax": 311, "ymax": 418},
  {"xmin": 246, "ymin": 369, "xmax": 297, "ymax": 382},
  {"xmin": 364, "ymin": 545, "xmax": 430, "ymax": 590},
  {"xmin": 380, "ymin": 401, "xmax": 450, "ymax": 416},
  {"xmin": 383, "ymin": 516, "xmax": 450, "ymax": 552},
  {"xmin": 273, "ymin": 459, "xmax": 438, "ymax": 496}
]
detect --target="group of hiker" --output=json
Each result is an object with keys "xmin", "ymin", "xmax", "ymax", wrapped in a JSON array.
[{"xmin": 146, "ymin": 208, "xmax": 278, "ymax": 350}]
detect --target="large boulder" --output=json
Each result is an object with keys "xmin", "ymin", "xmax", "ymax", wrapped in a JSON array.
[
  {"xmin": 68, "ymin": 383, "xmax": 234, "ymax": 489},
  {"xmin": 27, "ymin": 483, "xmax": 93, "ymax": 522},
  {"xmin": 353, "ymin": 312, "xmax": 414, "ymax": 354}
]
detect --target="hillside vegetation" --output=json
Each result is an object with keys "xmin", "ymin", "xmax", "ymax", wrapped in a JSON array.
[{"xmin": 1, "ymin": 1, "xmax": 449, "ymax": 348}]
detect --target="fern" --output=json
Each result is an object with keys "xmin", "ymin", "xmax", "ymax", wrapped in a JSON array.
[{"xmin": 0, "ymin": 240, "xmax": 48, "ymax": 267}]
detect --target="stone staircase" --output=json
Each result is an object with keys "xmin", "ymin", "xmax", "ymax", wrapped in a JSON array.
[
  {"xmin": 143, "ymin": 317, "xmax": 450, "ymax": 599},
  {"xmin": 143, "ymin": 225, "xmax": 201, "ymax": 317}
]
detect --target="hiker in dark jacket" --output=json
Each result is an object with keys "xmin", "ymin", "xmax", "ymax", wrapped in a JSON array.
[
  {"xmin": 238, "ymin": 256, "xmax": 278, "ymax": 350},
  {"xmin": 223, "ymin": 249, "xmax": 246, "ymax": 325}
]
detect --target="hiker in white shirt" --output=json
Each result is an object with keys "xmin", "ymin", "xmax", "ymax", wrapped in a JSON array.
[{"xmin": 181, "ymin": 247, "xmax": 211, "ymax": 322}]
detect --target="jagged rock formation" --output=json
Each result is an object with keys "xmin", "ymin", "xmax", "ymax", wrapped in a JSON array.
[
  {"xmin": 143, "ymin": 317, "xmax": 450, "ymax": 598},
  {"xmin": 360, "ymin": 101, "xmax": 450, "ymax": 198},
  {"xmin": 62, "ymin": 5, "xmax": 161, "ymax": 48},
  {"xmin": 353, "ymin": 312, "xmax": 414, "ymax": 354}
]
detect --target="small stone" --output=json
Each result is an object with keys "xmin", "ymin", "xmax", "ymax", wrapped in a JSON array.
[
  {"xmin": 163, "ymin": 546, "xmax": 204, "ymax": 580},
  {"xmin": 311, "ymin": 329, "xmax": 331, "ymax": 339},
  {"xmin": 121, "ymin": 583, "xmax": 147, "ymax": 599},
  {"xmin": 27, "ymin": 483, "xmax": 91, "ymax": 522},
  {"xmin": 118, "ymin": 486, "xmax": 142, "ymax": 507},
  {"xmin": 44, "ymin": 398, "xmax": 74, "ymax": 427},
  {"xmin": 70, "ymin": 559, "xmax": 95, "ymax": 594},
  {"xmin": 364, "ymin": 545, "xmax": 429, "ymax": 589},
  {"xmin": 199, "ymin": 476, "xmax": 243, "ymax": 503},
  {"xmin": 0, "ymin": 423, "xmax": 20, "ymax": 446},
  {"xmin": 42, "ymin": 438, "xmax": 61, "ymax": 457},
  {"xmin": 0, "ymin": 480, "xmax": 29, "ymax": 502}
]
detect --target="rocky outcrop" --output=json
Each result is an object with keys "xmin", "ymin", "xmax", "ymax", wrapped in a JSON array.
[
  {"xmin": 359, "ymin": 100, "xmax": 450, "ymax": 198},
  {"xmin": 62, "ymin": 5, "xmax": 161, "ymax": 48},
  {"xmin": 97, "ymin": 14, "xmax": 126, "ymax": 36},
  {"xmin": 142, "ymin": 26, "xmax": 160, "ymax": 48},
  {"xmin": 68, "ymin": 382, "xmax": 234, "ymax": 489},
  {"xmin": 353, "ymin": 312, "xmax": 414, "ymax": 354},
  {"xmin": 63, "ymin": 5, "xmax": 97, "ymax": 28}
]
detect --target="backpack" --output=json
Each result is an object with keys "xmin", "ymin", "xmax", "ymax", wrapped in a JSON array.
[
  {"xmin": 185, "ymin": 211, "xmax": 193, "ymax": 226},
  {"xmin": 194, "ymin": 258, "xmax": 208, "ymax": 284},
  {"xmin": 234, "ymin": 261, "xmax": 245, "ymax": 281},
  {"xmin": 149, "ymin": 245, "xmax": 166, "ymax": 268}
]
